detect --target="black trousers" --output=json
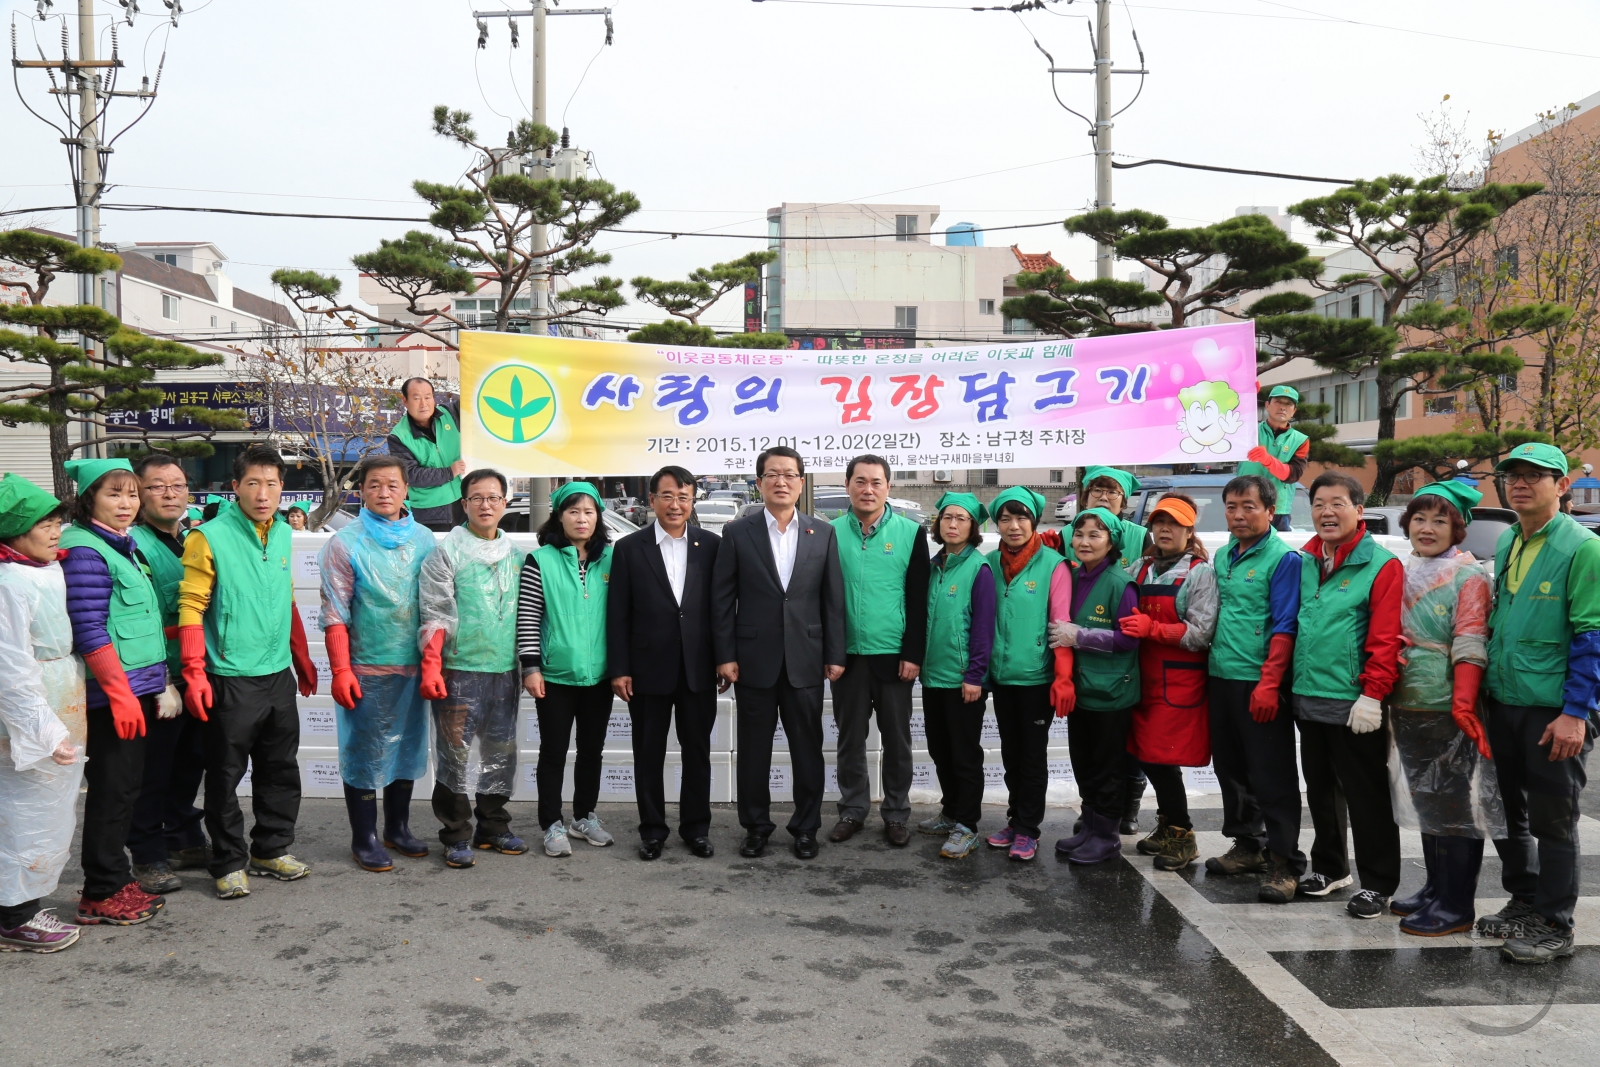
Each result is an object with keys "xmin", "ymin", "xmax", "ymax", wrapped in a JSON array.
[
  {"xmin": 832, "ymin": 654, "xmax": 915, "ymax": 825},
  {"xmin": 1207, "ymin": 676, "xmax": 1306, "ymax": 874},
  {"xmin": 630, "ymin": 668, "xmax": 717, "ymax": 844},
  {"xmin": 992, "ymin": 684, "xmax": 1051, "ymax": 839},
  {"xmin": 1141, "ymin": 762, "xmax": 1192, "ymax": 830},
  {"xmin": 923, "ymin": 686, "xmax": 987, "ymax": 831},
  {"xmin": 431, "ymin": 786, "xmax": 511, "ymax": 845},
  {"xmin": 1297, "ymin": 716, "xmax": 1401, "ymax": 895},
  {"xmin": 735, "ymin": 670, "xmax": 825, "ymax": 838},
  {"xmin": 1067, "ymin": 706, "xmax": 1134, "ymax": 818},
  {"xmin": 0, "ymin": 899, "xmax": 41, "ymax": 927},
  {"xmin": 1486, "ymin": 697, "xmax": 1594, "ymax": 930},
  {"xmin": 202, "ymin": 669, "xmax": 302, "ymax": 878},
  {"xmin": 126, "ymin": 707, "xmax": 207, "ymax": 865},
  {"xmin": 534, "ymin": 681, "xmax": 612, "ymax": 829},
  {"xmin": 80, "ymin": 695, "xmax": 156, "ymax": 899}
]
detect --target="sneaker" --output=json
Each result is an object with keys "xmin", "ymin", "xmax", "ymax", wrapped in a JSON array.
[
  {"xmin": 1204, "ymin": 839, "xmax": 1267, "ymax": 876},
  {"xmin": 249, "ymin": 854, "xmax": 310, "ymax": 881},
  {"xmin": 167, "ymin": 845, "xmax": 210, "ymax": 871},
  {"xmin": 77, "ymin": 882, "xmax": 164, "ymax": 926},
  {"xmin": 1135, "ymin": 817, "xmax": 1174, "ymax": 856},
  {"xmin": 919, "ymin": 814, "xmax": 959, "ymax": 836},
  {"xmin": 986, "ymin": 825, "xmax": 1017, "ymax": 849},
  {"xmin": 1298, "ymin": 872, "xmax": 1354, "ymax": 897},
  {"xmin": 544, "ymin": 822, "xmax": 572, "ymax": 857},
  {"xmin": 569, "ymin": 813, "xmax": 614, "ymax": 847},
  {"xmin": 1152, "ymin": 826, "xmax": 1199, "ymax": 872},
  {"xmin": 444, "ymin": 841, "xmax": 476, "ymax": 869},
  {"xmin": 1477, "ymin": 897, "xmax": 1537, "ymax": 939},
  {"xmin": 215, "ymin": 871, "xmax": 251, "ymax": 899},
  {"xmin": 132, "ymin": 860, "xmax": 183, "ymax": 895},
  {"xmin": 1008, "ymin": 833, "xmax": 1039, "ymax": 862},
  {"xmin": 0, "ymin": 909, "xmax": 80, "ymax": 953},
  {"xmin": 1501, "ymin": 915, "xmax": 1577, "ymax": 965},
  {"xmin": 1347, "ymin": 889, "xmax": 1389, "ymax": 919},
  {"xmin": 473, "ymin": 831, "xmax": 528, "ymax": 855},
  {"xmin": 1258, "ymin": 855, "xmax": 1297, "ymax": 904},
  {"xmin": 940, "ymin": 825, "xmax": 980, "ymax": 859}
]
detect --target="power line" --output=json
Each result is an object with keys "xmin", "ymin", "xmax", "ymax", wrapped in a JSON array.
[{"xmin": 1113, "ymin": 156, "xmax": 1356, "ymax": 183}]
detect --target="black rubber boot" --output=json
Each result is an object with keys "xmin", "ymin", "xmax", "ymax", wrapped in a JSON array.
[
  {"xmin": 382, "ymin": 779, "xmax": 430, "ymax": 858},
  {"xmin": 1120, "ymin": 774, "xmax": 1147, "ymax": 836},
  {"xmin": 344, "ymin": 783, "xmax": 394, "ymax": 872},
  {"xmin": 1390, "ymin": 832, "xmax": 1438, "ymax": 917},
  {"xmin": 1401, "ymin": 835, "xmax": 1482, "ymax": 937}
]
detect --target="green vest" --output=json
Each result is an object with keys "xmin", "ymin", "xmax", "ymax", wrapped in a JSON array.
[
  {"xmin": 534, "ymin": 543, "xmax": 612, "ymax": 686},
  {"xmin": 1292, "ymin": 533, "xmax": 1395, "ymax": 700},
  {"xmin": 923, "ymin": 546, "xmax": 991, "ymax": 689},
  {"xmin": 392, "ymin": 408, "xmax": 462, "ymax": 511},
  {"xmin": 1237, "ymin": 422, "xmax": 1309, "ymax": 515},
  {"xmin": 439, "ymin": 531, "xmax": 523, "ymax": 673},
  {"xmin": 201, "ymin": 505, "xmax": 295, "ymax": 677},
  {"xmin": 1209, "ymin": 532, "xmax": 1297, "ymax": 681},
  {"xmin": 987, "ymin": 545, "xmax": 1063, "ymax": 687},
  {"xmin": 59, "ymin": 524, "xmax": 166, "ymax": 676},
  {"xmin": 833, "ymin": 510, "xmax": 919, "ymax": 656},
  {"xmin": 1487, "ymin": 514, "xmax": 1590, "ymax": 708},
  {"xmin": 1071, "ymin": 561, "xmax": 1141, "ymax": 711},
  {"xmin": 130, "ymin": 523, "xmax": 185, "ymax": 675}
]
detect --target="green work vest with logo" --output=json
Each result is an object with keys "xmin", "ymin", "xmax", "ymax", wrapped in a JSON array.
[
  {"xmin": 986, "ymin": 545, "xmax": 1064, "ymax": 687},
  {"xmin": 1209, "ymin": 532, "xmax": 1297, "ymax": 681},
  {"xmin": 201, "ymin": 505, "xmax": 295, "ymax": 678},
  {"xmin": 923, "ymin": 546, "xmax": 992, "ymax": 689},
  {"xmin": 129, "ymin": 523, "xmax": 185, "ymax": 675},
  {"xmin": 1487, "ymin": 513, "xmax": 1590, "ymax": 709},
  {"xmin": 392, "ymin": 408, "xmax": 462, "ymax": 511},
  {"xmin": 439, "ymin": 532, "xmax": 523, "ymax": 674},
  {"xmin": 833, "ymin": 509, "xmax": 919, "ymax": 656},
  {"xmin": 1237, "ymin": 423, "xmax": 1308, "ymax": 515},
  {"xmin": 1292, "ymin": 533, "xmax": 1395, "ymax": 700},
  {"xmin": 1072, "ymin": 561, "xmax": 1141, "ymax": 711},
  {"xmin": 534, "ymin": 542, "xmax": 612, "ymax": 686},
  {"xmin": 59, "ymin": 524, "xmax": 166, "ymax": 676}
]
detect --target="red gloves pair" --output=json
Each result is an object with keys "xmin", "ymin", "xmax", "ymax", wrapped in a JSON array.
[
  {"xmin": 1249, "ymin": 633, "xmax": 1295, "ymax": 722},
  {"xmin": 178, "ymin": 607, "xmax": 318, "ymax": 722},
  {"xmin": 1118, "ymin": 609, "xmax": 1187, "ymax": 645},
  {"xmin": 1246, "ymin": 445, "xmax": 1292, "ymax": 482},
  {"xmin": 82, "ymin": 645, "xmax": 146, "ymax": 740}
]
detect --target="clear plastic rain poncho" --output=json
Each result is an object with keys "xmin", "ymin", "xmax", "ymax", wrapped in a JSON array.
[
  {"xmin": 0, "ymin": 559, "xmax": 87, "ymax": 906},
  {"xmin": 418, "ymin": 526, "xmax": 524, "ymax": 797},
  {"xmin": 1387, "ymin": 548, "xmax": 1506, "ymax": 839}
]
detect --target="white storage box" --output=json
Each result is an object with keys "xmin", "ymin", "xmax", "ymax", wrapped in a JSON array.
[
  {"xmin": 512, "ymin": 752, "xmax": 733, "ymax": 805},
  {"xmin": 298, "ymin": 697, "xmax": 339, "ymax": 742},
  {"xmin": 772, "ymin": 703, "xmax": 877, "ymax": 753},
  {"xmin": 291, "ymin": 534, "xmax": 333, "ymax": 589},
  {"xmin": 760, "ymin": 750, "xmax": 882, "ymax": 803}
]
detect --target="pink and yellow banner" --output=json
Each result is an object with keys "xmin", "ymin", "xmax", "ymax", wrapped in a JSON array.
[{"xmin": 459, "ymin": 322, "xmax": 1259, "ymax": 476}]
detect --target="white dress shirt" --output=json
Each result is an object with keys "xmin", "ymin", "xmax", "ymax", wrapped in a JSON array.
[
  {"xmin": 655, "ymin": 521, "xmax": 688, "ymax": 604},
  {"xmin": 764, "ymin": 507, "xmax": 799, "ymax": 590}
]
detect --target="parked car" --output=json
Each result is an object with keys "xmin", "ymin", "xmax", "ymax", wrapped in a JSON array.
[
  {"xmin": 497, "ymin": 499, "xmax": 641, "ymax": 536},
  {"xmin": 1055, "ymin": 494, "xmax": 1076, "ymax": 523},
  {"xmin": 707, "ymin": 489, "xmax": 750, "ymax": 505},
  {"xmin": 692, "ymin": 499, "xmax": 741, "ymax": 536}
]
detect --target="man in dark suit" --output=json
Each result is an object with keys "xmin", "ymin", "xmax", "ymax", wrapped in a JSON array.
[
  {"xmin": 712, "ymin": 446, "xmax": 847, "ymax": 859},
  {"xmin": 608, "ymin": 466, "xmax": 722, "ymax": 861}
]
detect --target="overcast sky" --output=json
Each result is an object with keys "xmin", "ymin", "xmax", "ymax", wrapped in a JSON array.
[{"xmin": 4, "ymin": 0, "xmax": 1597, "ymax": 334}]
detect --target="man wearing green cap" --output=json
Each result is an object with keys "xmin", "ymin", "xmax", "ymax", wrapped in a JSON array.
[
  {"xmin": 1238, "ymin": 386, "xmax": 1310, "ymax": 532},
  {"xmin": 1478, "ymin": 441, "xmax": 1600, "ymax": 964},
  {"xmin": 387, "ymin": 377, "xmax": 465, "ymax": 532}
]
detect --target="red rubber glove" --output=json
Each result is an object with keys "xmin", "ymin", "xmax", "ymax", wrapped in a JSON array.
[
  {"xmin": 1250, "ymin": 633, "xmax": 1294, "ymax": 723},
  {"xmin": 179, "ymin": 625, "xmax": 211, "ymax": 721},
  {"xmin": 1050, "ymin": 646, "xmax": 1076, "ymax": 718},
  {"xmin": 1451, "ymin": 660, "xmax": 1491, "ymax": 760},
  {"xmin": 1119, "ymin": 608, "xmax": 1154, "ymax": 639},
  {"xmin": 290, "ymin": 605, "xmax": 318, "ymax": 698},
  {"xmin": 82, "ymin": 645, "xmax": 147, "ymax": 740},
  {"xmin": 420, "ymin": 630, "xmax": 447, "ymax": 701},
  {"xmin": 325, "ymin": 623, "xmax": 363, "ymax": 710},
  {"xmin": 1152, "ymin": 621, "xmax": 1189, "ymax": 645},
  {"xmin": 1246, "ymin": 446, "xmax": 1292, "ymax": 482},
  {"xmin": 1038, "ymin": 528, "xmax": 1065, "ymax": 553}
]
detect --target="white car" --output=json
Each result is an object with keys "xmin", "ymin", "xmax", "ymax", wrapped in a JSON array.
[{"xmin": 692, "ymin": 499, "xmax": 741, "ymax": 536}]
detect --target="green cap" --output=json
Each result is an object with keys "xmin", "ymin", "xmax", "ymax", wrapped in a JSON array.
[
  {"xmin": 550, "ymin": 480, "xmax": 605, "ymax": 514},
  {"xmin": 1495, "ymin": 442, "xmax": 1569, "ymax": 476},
  {"xmin": 1412, "ymin": 480, "xmax": 1482, "ymax": 525},
  {"xmin": 0, "ymin": 473, "xmax": 63, "ymax": 540},
  {"xmin": 1073, "ymin": 505, "xmax": 1124, "ymax": 541},
  {"xmin": 989, "ymin": 485, "xmax": 1047, "ymax": 522},
  {"xmin": 1083, "ymin": 466, "xmax": 1139, "ymax": 499},
  {"xmin": 205, "ymin": 494, "xmax": 226, "ymax": 505},
  {"xmin": 933, "ymin": 491, "xmax": 988, "ymax": 526},
  {"xmin": 186, "ymin": 506, "xmax": 202, "ymax": 521},
  {"xmin": 287, "ymin": 500, "xmax": 311, "ymax": 514},
  {"xmin": 1268, "ymin": 385, "xmax": 1300, "ymax": 403},
  {"xmin": 62, "ymin": 457, "xmax": 134, "ymax": 494}
]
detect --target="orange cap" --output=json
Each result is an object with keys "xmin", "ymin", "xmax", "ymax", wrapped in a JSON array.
[{"xmin": 1148, "ymin": 496, "xmax": 1197, "ymax": 527}]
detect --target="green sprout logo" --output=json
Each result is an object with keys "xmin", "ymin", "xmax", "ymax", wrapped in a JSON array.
[{"xmin": 477, "ymin": 364, "xmax": 557, "ymax": 444}]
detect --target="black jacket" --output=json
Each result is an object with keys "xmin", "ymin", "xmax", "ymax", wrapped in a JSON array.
[{"xmin": 606, "ymin": 523, "xmax": 721, "ymax": 695}]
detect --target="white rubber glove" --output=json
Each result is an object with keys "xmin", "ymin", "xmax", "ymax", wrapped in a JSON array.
[
  {"xmin": 156, "ymin": 683, "xmax": 183, "ymax": 720},
  {"xmin": 1347, "ymin": 694, "xmax": 1383, "ymax": 734},
  {"xmin": 1048, "ymin": 621, "xmax": 1081, "ymax": 649}
]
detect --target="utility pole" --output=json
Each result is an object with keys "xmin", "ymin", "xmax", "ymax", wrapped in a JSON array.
[{"xmin": 73, "ymin": 0, "xmax": 101, "ymax": 307}]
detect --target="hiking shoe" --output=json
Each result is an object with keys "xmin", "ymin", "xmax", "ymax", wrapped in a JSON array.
[
  {"xmin": 167, "ymin": 845, "xmax": 210, "ymax": 871},
  {"xmin": 544, "ymin": 822, "xmax": 573, "ymax": 857},
  {"xmin": 1152, "ymin": 826, "xmax": 1199, "ymax": 872},
  {"xmin": 1258, "ymin": 856, "xmax": 1298, "ymax": 904},
  {"xmin": 1204, "ymin": 839, "xmax": 1267, "ymax": 876},
  {"xmin": 249, "ymin": 854, "xmax": 310, "ymax": 881},
  {"xmin": 215, "ymin": 871, "xmax": 250, "ymax": 899},
  {"xmin": 1298, "ymin": 872, "xmax": 1354, "ymax": 897},
  {"xmin": 77, "ymin": 882, "xmax": 163, "ymax": 926},
  {"xmin": 986, "ymin": 825, "xmax": 1017, "ymax": 849},
  {"xmin": 569, "ymin": 813, "xmax": 614, "ymax": 847},
  {"xmin": 1135, "ymin": 816, "xmax": 1174, "ymax": 856},
  {"xmin": 1501, "ymin": 915, "xmax": 1576, "ymax": 965},
  {"xmin": 940, "ymin": 825, "xmax": 980, "ymax": 859},
  {"xmin": 919, "ymin": 814, "xmax": 960, "ymax": 836},
  {"xmin": 1008, "ymin": 833, "xmax": 1039, "ymax": 862},
  {"xmin": 1477, "ymin": 897, "xmax": 1537, "ymax": 939},
  {"xmin": 444, "ymin": 842, "xmax": 476, "ymax": 868},
  {"xmin": 132, "ymin": 860, "xmax": 183, "ymax": 895},
  {"xmin": 0, "ymin": 909, "xmax": 80, "ymax": 953},
  {"xmin": 473, "ymin": 831, "xmax": 528, "ymax": 855},
  {"xmin": 1347, "ymin": 889, "xmax": 1389, "ymax": 919}
]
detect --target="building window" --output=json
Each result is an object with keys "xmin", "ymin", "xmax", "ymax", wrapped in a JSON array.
[
  {"xmin": 229, "ymin": 321, "xmax": 237, "ymax": 332},
  {"xmin": 894, "ymin": 306, "xmax": 917, "ymax": 330},
  {"xmin": 893, "ymin": 470, "xmax": 917, "ymax": 481},
  {"xmin": 1496, "ymin": 246, "xmax": 1520, "ymax": 280},
  {"xmin": 1424, "ymin": 394, "xmax": 1457, "ymax": 416},
  {"xmin": 1049, "ymin": 469, "xmax": 1064, "ymax": 483},
  {"xmin": 1003, "ymin": 316, "xmax": 1032, "ymax": 335},
  {"xmin": 154, "ymin": 253, "xmax": 178, "ymax": 266},
  {"xmin": 210, "ymin": 315, "xmax": 218, "ymax": 327},
  {"xmin": 980, "ymin": 469, "xmax": 999, "ymax": 486},
  {"xmin": 895, "ymin": 215, "xmax": 918, "ymax": 241},
  {"xmin": 979, "ymin": 299, "xmax": 996, "ymax": 316},
  {"xmin": 1350, "ymin": 294, "xmax": 1361, "ymax": 318},
  {"xmin": 161, "ymin": 293, "xmax": 180, "ymax": 320}
]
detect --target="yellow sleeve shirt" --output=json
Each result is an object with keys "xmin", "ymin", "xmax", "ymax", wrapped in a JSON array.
[{"xmin": 176, "ymin": 518, "xmax": 276, "ymax": 627}]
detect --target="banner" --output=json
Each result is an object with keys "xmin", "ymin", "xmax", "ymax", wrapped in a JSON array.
[{"xmin": 459, "ymin": 322, "xmax": 1258, "ymax": 476}]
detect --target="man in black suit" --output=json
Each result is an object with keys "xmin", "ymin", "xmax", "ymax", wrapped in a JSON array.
[
  {"xmin": 608, "ymin": 466, "xmax": 722, "ymax": 861},
  {"xmin": 712, "ymin": 446, "xmax": 847, "ymax": 859}
]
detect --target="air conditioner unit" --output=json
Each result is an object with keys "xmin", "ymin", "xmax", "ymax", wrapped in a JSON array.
[{"xmin": 933, "ymin": 469, "xmax": 952, "ymax": 483}]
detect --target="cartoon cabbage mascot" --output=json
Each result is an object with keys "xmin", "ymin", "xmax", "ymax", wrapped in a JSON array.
[{"xmin": 1176, "ymin": 379, "xmax": 1243, "ymax": 454}]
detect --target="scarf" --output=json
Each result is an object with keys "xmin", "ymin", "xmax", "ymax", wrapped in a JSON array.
[
  {"xmin": 1000, "ymin": 532, "xmax": 1041, "ymax": 585},
  {"xmin": 358, "ymin": 507, "xmax": 418, "ymax": 550},
  {"xmin": 0, "ymin": 543, "xmax": 63, "ymax": 567}
]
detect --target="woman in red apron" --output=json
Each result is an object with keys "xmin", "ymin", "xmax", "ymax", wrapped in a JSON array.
[{"xmin": 1117, "ymin": 495, "xmax": 1218, "ymax": 870}]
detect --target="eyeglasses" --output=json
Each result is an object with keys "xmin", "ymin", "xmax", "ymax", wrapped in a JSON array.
[
  {"xmin": 1499, "ymin": 472, "xmax": 1553, "ymax": 487},
  {"xmin": 761, "ymin": 471, "xmax": 803, "ymax": 482},
  {"xmin": 142, "ymin": 482, "xmax": 188, "ymax": 495},
  {"xmin": 466, "ymin": 495, "xmax": 506, "ymax": 507},
  {"xmin": 1311, "ymin": 500, "xmax": 1358, "ymax": 512},
  {"xmin": 652, "ymin": 493, "xmax": 694, "ymax": 504}
]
